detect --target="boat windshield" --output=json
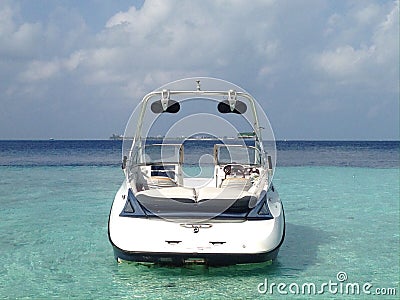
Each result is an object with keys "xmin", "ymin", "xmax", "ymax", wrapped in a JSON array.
[
  {"xmin": 133, "ymin": 144, "xmax": 183, "ymax": 165},
  {"xmin": 215, "ymin": 144, "xmax": 261, "ymax": 166}
]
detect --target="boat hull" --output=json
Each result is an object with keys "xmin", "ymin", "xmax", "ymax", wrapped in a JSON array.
[{"xmin": 108, "ymin": 182, "xmax": 285, "ymax": 266}]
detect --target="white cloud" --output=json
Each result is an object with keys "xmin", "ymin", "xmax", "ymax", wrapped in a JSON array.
[
  {"xmin": 373, "ymin": 1, "xmax": 399, "ymax": 64},
  {"xmin": 356, "ymin": 4, "xmax": 381, "ymax": 24},
  {"xmin": 106, "ymin": 1, "xmax": 171, "ymax": 31},
  {"xmin": 316, "ymin": 45, "xmax": 375, "ymax": 77},
  {"xmin": 64, "ymin": 50, "xmax": 86, "ymax": 71},
  {"xmin": 0, "ymin": 0, "xmax": 398, "ymax": 139},
  {"xmin": 314, "ymin": 0, "xmax": 399, "ymax": 89},
  {"xmin": 46, "ymin": 0, "xmax": 281, "ymax": 97},
  {"xmin": 104, "ymin": 1, "xmax": 279, "ymax": 88},
  {"xmin": 0, "ymin": 4, "xmax": 42, "ymax": 58},
  {"xmin": 20, "ymin": 59, "xmax": 61, "ymax": 81}
]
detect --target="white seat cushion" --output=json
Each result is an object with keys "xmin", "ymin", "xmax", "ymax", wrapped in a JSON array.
[
  {"xmin": 147, "ymin": 176, "xmax": 177, "ymax": 189},
  {"xmin": 220, "ymin": 177, "xmax": 252, "ymax": 191}
]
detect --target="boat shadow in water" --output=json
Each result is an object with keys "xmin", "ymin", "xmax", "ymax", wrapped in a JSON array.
[{"xmin": 269, "ymin": 222, "xmax": 332, "ymax": 277}]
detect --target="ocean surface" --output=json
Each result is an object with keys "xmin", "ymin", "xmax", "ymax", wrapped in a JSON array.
[{"xmin": 0, "ymin": 140, "xmax": 399, "ymax": 299}]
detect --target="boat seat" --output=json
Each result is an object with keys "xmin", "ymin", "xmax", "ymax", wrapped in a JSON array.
[
  {"xmin": 220, "ymin": 177, "xmax": 253, "ymax": 191},
  {"xmin": 147, "ymin": 176, "xmax": 178, "ymax": 189}
]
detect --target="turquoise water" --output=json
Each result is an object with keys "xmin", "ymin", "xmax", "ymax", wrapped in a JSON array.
[{"xmin": 0, "ymin": 165, "xmax": 398, "ymax": 299}]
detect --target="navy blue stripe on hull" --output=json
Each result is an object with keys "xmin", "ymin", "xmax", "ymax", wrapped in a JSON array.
[{"xmin": 112, "ymin": 246, "xmax": 281, "ymax": 266}]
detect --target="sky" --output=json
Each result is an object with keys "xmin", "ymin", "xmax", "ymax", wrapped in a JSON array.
[{"xmin": 0, "ymin": 0, "xmax": 398, "ymax": 140}]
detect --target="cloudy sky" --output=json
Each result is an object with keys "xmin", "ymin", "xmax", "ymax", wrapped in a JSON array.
[{"xmin": 0, "ymin": 0, "xmax": 398, "ymax": 140}]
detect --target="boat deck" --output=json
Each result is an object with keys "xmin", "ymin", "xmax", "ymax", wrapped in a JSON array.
[{"xmin": 182, "ymin": 177, "xmax": 214, "ymax": 188}]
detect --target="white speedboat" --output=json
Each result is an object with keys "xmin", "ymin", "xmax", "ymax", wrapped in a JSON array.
[{"xmin": 108, "ymin": 77, "xmax": 285, "ymax": 265}]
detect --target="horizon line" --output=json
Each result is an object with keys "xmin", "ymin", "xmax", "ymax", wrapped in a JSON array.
[{"xmin": 0, "ymin": 138, "xmax": 398, "ymax": 142}]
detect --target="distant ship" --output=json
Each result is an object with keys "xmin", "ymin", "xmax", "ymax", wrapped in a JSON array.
[
  {"xmin": 238, "ymin": 132, "xmax": 256, "ymax": 139},
  {"xmin": 109, "ymin": 134, "xmax": 123, "ymax": 140}
]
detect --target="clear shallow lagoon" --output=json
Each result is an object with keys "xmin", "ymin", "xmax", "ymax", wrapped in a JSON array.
[{"xmin": 0, "ymin": 141, "xmax": 399, "ymax": 299}]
